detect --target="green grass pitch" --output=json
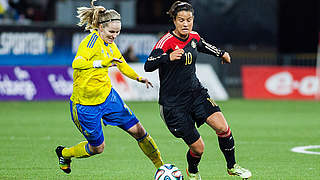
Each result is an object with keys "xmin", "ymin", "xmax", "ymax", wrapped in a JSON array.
[{"xmin": 0, "ymin": 99, "xmax": 319, "ymax": 179}]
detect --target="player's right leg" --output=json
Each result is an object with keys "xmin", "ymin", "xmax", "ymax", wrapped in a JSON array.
[
  {"xmin": 160, "ymin": 105, "xmax": 203, "ymax": 180},
  {"xmin": 55, "ymin": 100, "xmax": 105, "ymax": 174},
  {"xmin": 55, "ymin": 146, "xmax": 72, "ymax": 174},
  {"xmin": 186, "ymin": 137, "xmax": 204, "ymax": 180},
  {"xmin": 56, "ymin": 141, "xmax": 104, "ymax": 173}
]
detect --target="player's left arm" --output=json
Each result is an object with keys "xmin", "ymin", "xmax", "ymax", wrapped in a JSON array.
[
  {"xmin": 113, "ymin": 46, "xmax": 153, "ymax": 88},
  {"xmin": 197, "ymin": 37, "xmax": 231, "ymax": 64},
  {"xmin": 116, "ymin": 57, "xmax": 153, "ymax": 88}
]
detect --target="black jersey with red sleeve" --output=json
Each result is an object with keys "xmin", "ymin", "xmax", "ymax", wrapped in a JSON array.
[{"xmin": 144, "ymin": 31, "xmax": 225, "ymax": 106}]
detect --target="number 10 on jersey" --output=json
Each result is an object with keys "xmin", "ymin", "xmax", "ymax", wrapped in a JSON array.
[{"xmin": 185, "ymin": 52, "xmax": 192, "ymax": 65}]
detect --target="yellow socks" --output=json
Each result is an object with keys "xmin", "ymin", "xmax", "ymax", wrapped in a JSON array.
[
  {"xmin": 138, "ymin": 133, "xmax": 164, "ymax": 169},
  {"xmin": 62, "ymin": 141, "xmax": 91, "ymax": 158},
  {"xmin": 61, "ymin": 135, "xmax": 163, "ymax": 169}
]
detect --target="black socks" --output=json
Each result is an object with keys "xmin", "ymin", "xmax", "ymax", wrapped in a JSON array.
[
  {"xmin": 187, "ymin": 149, "xmax": 202, "ymax": 173},
  {"xmin": 218, "ymin": 133, "xmax": 236, "ymax": 169}
]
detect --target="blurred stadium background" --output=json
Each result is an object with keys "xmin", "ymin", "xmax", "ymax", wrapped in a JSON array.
[
  {"xmin": 0, "ymin": 0, "xmax": 319, "ymax": 99},
  {"xmin": 0, "ymin": 0, "xmax": 319, "ymax": 179}
]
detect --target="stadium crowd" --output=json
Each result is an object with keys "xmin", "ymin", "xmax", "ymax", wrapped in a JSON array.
[{"xmin": 0, "ymin": 0, "xmax": 55, "ymax": 24}]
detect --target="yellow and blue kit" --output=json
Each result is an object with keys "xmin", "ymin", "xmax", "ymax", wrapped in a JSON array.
[
  {"xmin": 71, "ymin": 30, "xmax": 140, "ymax": 105},
  {"xmin": 70, "ymin": 30, "xmax": 141, "ymax": 146}
]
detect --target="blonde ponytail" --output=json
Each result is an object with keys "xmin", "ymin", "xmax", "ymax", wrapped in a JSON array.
[{"xmin": 76, "ymin": 0, "xmax": 120, "ymax": 31}]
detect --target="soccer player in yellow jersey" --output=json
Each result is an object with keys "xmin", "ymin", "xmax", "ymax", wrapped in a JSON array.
[{"xmin": 55, "ymin": 0, "xmax": 164, "ymax": 174}]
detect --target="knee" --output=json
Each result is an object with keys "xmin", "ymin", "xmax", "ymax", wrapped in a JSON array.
[
  {"xmin": 193, "ymin": 146, "xmax": 204, "ymax": 156},
  {"xmin": 215, "ymin": 125, "xmax": 229, "ymax": 134},
  {"xmin": 136, "ymin": 129, "xmax": 147, "ymax": 140},
  {"xmin": 128, "ymin": 122, "xmax": 147, "ymax": 140},
  {"xmin": 197, "ymin": 141, "xmax": 205, "ymax": 156},
  {"xmin": 190, "ymin": 139, "xmax": 205, "ymax": 156},
  {"xmin": 95, "ymin": 146, "xmax": 104, "ymax": 154},
  {"xmin": 216, "ymin": 126, "xmax": 231, "ymax": 137},
  {"xmin": 91, "ymin": 142, "xmax": 105, "ymax": 154}
]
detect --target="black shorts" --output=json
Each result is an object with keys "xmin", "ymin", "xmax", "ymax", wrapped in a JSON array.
[{"xmin": 159, "ymin": 89, "xmax": 221, "ymax": 145}]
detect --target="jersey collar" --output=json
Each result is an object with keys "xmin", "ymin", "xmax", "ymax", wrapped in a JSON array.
[
  {"xmin": 170, "ymin": 30, "xmax": 189, "ymax": 42},
  {"xmin": 92, "ymin": 30, "xmax": 109, "ymax": 47}
]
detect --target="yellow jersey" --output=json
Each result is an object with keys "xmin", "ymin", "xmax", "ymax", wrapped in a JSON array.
[{"xmin": 70, "ymin": 30, "xmax": 140, "ymax": 105}]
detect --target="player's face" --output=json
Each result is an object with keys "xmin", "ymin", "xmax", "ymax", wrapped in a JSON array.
[
  {"xmin": 99, "ymin": 21, "xmax": 121, "ymax": 44},
  {"xmin": 173, "ymin": 11, "xmax": 194, "ymax": 39}
]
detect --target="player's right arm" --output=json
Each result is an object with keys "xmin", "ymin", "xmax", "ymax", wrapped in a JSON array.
[
  {"xmin": 72, "ymin": 35, "xmax": 98, "ymax": 70},
  {"xmin": 72, "ymin": 55, "xmax": 121, "ymax": 69},
  {"xmin": 144, "ymin": 48, "xmax": 170, "ymax": 72},
  {"xmin": 72, "ymin": 56, "xmax": 95, "ymax": 69}
]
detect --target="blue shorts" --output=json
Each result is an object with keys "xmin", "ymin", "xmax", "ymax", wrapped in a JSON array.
[{"xmin": 70, "ymin": 88, "xmax": 139, "ymax": 146}]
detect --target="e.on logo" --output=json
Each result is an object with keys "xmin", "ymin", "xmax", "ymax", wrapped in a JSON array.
[{"xmin": 265, "ymin": 71, "xmax": 319, "ymax": 96}]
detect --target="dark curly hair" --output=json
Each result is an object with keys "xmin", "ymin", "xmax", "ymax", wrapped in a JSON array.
[{"xmin": 167, "ymin": 1, "xmax": 194, "ymax": 20}]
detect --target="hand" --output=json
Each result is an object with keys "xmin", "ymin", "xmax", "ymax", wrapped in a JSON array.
[
  {"xmin": 169, "ymin": 48, "xmax": 184, "ymax": 61},
  {"xmin": 221, "ymin": 52, "xmax": 231, "ymax": 64},
  {"xmin": 137, "ymin": 76, "xmax": 153, "ymax": 88}
]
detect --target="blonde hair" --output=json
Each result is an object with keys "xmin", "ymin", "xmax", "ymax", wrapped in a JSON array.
[{"xmin": 77, "ymin": 0, "xmax": 121, "ymax": 31}]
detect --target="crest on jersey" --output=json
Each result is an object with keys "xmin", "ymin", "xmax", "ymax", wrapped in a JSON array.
[{"xmin": 191, "ymin": 40, "xmax": 196, "ymax": 49}]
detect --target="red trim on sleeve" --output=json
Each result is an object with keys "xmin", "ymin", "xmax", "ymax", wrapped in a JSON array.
[{"xmin": 153, "ymin": 33, "xmax": 174, "ymax": 51}]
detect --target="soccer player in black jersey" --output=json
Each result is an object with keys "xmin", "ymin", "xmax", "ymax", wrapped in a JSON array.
[{"xmin": 144, "ymin": 1, "xmax": 252, "ymax": 179}]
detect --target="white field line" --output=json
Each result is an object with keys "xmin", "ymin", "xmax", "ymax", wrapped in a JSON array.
[{"xmin": 291, "ymin": 145, "xmax": 320, "ymax": 155}]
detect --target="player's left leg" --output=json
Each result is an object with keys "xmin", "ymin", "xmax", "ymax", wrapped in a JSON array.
[
  {"xmin": 206, "ymin": 112, "xmax": 251, "ymax": 179},
  {"xmin": 126, "ymin": 122, "xmax": 164, "ymax": 169},
  {"xmin": 206, "ymin": 112, "xmax": 235, "ymax": 168},
  {"xmin": 102, "ymin": 88, "xmax": 164, "ymax": 169},
  {"xmin": 192, "ymin": 90, "xmax": 251, "ymax": 179}
]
